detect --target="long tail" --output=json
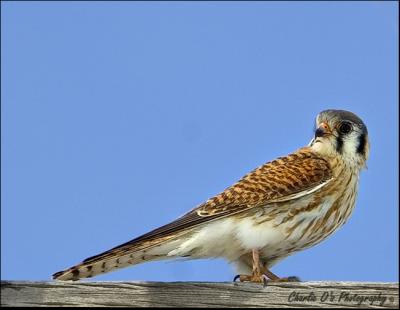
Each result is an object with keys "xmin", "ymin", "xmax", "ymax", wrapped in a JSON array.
[
  {"xmin": 52, "ymin": 235, "xmax": 183, "ymax": 281},
  {"xmin": 53, "ymin": 205, "xmax": 217, "ymax": 281}
]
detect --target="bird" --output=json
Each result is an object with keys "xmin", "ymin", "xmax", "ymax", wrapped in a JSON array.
[{"xmin": 53, "ymin": 109, "xmax": 369, "ymax": 283}]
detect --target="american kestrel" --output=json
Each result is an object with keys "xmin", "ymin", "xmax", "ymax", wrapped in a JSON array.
[{"xmin": 53, "ymin": 109, "xmax": 369, "ymax": 284}]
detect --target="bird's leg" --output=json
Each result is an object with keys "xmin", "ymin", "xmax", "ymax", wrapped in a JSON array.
[
  {"xmin": 251, "ymin": 248, "xmax": 265, "ymax": 280},
  {"xmin": 234, "ymin": 249, "xmax": 266, "ymax": 283},
  {"xmin": 262, "ymin": 266, "xmax": 300, "ymax": 283},
  {"xmin": 262, "ymin": 267, "xmax": 280, "ymax": 281},
  {"xmin": 233, "ymin": 250, "xmax": 300, "ymax": 284}
]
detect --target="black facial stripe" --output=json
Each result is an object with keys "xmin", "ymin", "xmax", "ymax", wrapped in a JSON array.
[
  {"xmin": 357, "ymin": 133, "xmax": 367, "ymax": 155},
  {"xmin": 336, "ymin": 135, "xmax": 344, "ymax": 153}
]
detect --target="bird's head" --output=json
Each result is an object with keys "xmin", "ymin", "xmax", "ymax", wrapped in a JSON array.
[{"xmin": 309, "ymin": 109, "xmax": 369, "ymax": 169}]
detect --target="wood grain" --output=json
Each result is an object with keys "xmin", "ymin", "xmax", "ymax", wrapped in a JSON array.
[{"xmin": 1, "ymin": 281, "xmax": 398, "ymax": 308}]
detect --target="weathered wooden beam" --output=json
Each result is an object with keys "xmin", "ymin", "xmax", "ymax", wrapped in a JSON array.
[{"xmin": 1, "ymin": 281, "xmax": 398, "ymax": 308}]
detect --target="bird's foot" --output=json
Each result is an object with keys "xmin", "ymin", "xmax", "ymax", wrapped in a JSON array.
[
  {"xmin": 271, "ymin": 276, "xmax": 301, "ymax": 282},
  {"xmin": 262, "ymin": 275, "xmax": 300, "ymax": 287},
  {"xmin": 233, "ymin": 274, "xmax": 300, "ymax": 286},
  {"xmin": 233, "ymin": 273, "xmax": 268, "ymax": 284},
  {"xmin": 234, "ymin": 250, "xmax": 301, "ymax": 286}
]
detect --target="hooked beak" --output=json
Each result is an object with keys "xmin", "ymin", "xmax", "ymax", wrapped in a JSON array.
[{"xmin": 314, "ymin": 122, "xmax": 332, "ymax": 138}]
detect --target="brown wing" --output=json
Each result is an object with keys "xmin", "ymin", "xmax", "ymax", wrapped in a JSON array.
[
  {"xmin": 67, "ymin": 148, "xmax": 331, "ymax": 266},
  {"xmin": 197, "ymin": 147, "xmax": 332, "ymax": 216}
]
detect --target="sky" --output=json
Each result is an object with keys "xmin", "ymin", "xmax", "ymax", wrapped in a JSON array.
[{"xmin": 1, "ymin": 2, "xmax": 398, "ymax": 283}]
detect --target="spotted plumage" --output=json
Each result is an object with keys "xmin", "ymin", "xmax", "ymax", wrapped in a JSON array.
[{"xmin": 53, "ymin": 109, "xmax": 369, "ymax": 283}]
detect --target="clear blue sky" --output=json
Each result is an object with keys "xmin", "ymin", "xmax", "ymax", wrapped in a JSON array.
[{"xmin": 2, "ymin": 2, "xmax": 398, "ymax": 282}]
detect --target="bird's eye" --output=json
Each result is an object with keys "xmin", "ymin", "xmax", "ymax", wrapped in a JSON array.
[{"xmin": 338, "ymin": 122, "xmax": 352, "ymax": 134}]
